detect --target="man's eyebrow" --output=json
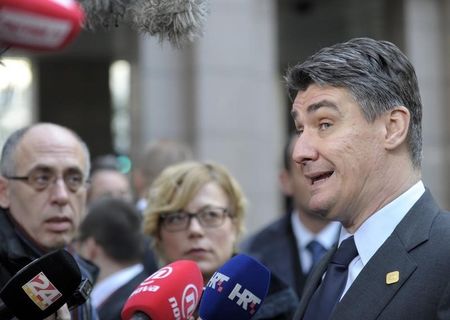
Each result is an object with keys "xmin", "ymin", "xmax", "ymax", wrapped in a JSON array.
[
  {"xmin": 27, "ymin": 165, "xmax": 83, "ymax": 174},
  {"xmin": 27, "ymin": 165, "xmax": 52, "ymax": 172},
  {"xmin": 291, "ymin": 99, "xmax": 339, "ymax": 120},
  {"xmin": 306, "ymin": 100, "xmax": 339, "ymax": 113}
]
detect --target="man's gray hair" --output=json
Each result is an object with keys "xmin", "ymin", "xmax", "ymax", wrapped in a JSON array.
[
  {"xmin": 0, "ymin": 123, "xmax": 91, "ymax": 177},
  {"xmin": 285, "ymin": 37, "xmax": 422, "ymax": 168}
]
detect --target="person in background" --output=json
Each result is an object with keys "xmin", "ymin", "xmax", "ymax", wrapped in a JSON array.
[
  {"xmin": 133, "ymin": 139, "xmax": 193, "ymax": 212},
  {"xmin": 87, "ymin": 154, "xmax": 133, "ymax": 205},
  {"xmin": 87, "ymin": 154, "xmax": 159, "ymax": 277},
  {"xmin": 143, "ymin": 161, "xmax": 298, "ymax": 320},
  {"xmin": 286, "ymin": 37, "xmax": 450, "ymax": 320},
  {"xmin": 76, "ymin": 198, "xmax": 149, "ymax": 320},
  {"xmin": 0, "ymin": 123, "xmax": 98, "ymax": 319},
  {"xmin": 241, "ymin": 134, "xmax": 340, "ymax": 299}
]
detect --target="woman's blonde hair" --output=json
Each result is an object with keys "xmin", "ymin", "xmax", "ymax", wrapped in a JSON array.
[{"xmin": 143, "ymin": 161, "xmax": 247, "ymax": 255}]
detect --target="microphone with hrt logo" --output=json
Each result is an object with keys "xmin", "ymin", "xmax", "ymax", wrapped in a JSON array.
[
  {"xmin": 199, "ymin": 254, "xmax": 271, "ymax": 320},
  {"xmin": 0, "ymin": 249, "xmax": 90, "ymax": 320},
  {"xmin": 121, "ymin": 260, "xmax": 204, "ymax": 320}
]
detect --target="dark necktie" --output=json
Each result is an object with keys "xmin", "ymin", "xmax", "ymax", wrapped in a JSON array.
[
  {"xmin": 306, "ymin": 240, "xmax": 327, "ymax": 272},
  {"xmin": 303, "ymin": 236, "xmax": 358, "ymax": 320}
]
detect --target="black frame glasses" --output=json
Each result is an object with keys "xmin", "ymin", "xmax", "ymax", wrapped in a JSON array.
[
  {"xmin": 160, "ymin": 206, "xmax": 231, "ymax": 232},
  {"xmin": 5, "ymin": 168, "xmax": 88, "ymax": 192}
]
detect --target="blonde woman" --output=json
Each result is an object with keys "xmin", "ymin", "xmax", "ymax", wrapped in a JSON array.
[{"xmin": 143, "ymin": 161, "xmax": 297, "ymax": 320}]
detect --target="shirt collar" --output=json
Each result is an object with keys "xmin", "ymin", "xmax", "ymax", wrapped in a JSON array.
[
  {"xmin": 91, "ymin": 263, "xmax": 144, "ymax": 308},
  {"xmin": 291, "ymin": 210, "xmax": 340, "ymax": 250},
  {"xmin": 340, "ymin": 180, "xmax": 425, "ymax": 266}
]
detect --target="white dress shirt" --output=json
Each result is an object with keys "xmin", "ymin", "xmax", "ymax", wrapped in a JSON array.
[
  {"xmin": 291, "ymin": 211, "xmax": 341, "ymax": 273},
  {"xmin": 339, "ymin": 180, "xmax": 425, "ymax": 298},
  {"xmin": 91, "ymin": 263, "xmax": 144, "ymax": 308}
]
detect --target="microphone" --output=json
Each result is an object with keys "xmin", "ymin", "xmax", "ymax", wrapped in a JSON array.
[
  {"xmin": 121, "ymin": 260, "xmax": 203, "ymax": 320},
  {"xmin": 78, "ymin": 0, "xmax": 209, "ymax": 47},
  {"xmin": 0, "ymin": 249, "xmax": 86, "ymax": 320},
  {"xmin": 127, "ymin": 0, "xmax": 209, "ymax": 47},
  {"xmin": 0, "ymin": 0, "xmax": 84, "ymax": 51},
  {"xmin": 199, "ymin": 254, "xmax": 271, "ymax": 320}
]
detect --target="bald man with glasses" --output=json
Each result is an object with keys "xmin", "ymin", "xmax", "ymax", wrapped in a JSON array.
[{"xmin": 0, "ymin": 123, "xmax": 98, "ymax": 319}]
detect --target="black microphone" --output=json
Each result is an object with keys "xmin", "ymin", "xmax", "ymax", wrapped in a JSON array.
[{"xmin": 0, "ymin": 249, "xmax": 88, "ymax": 319}]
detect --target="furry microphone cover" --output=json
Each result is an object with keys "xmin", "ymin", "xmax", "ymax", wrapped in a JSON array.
[{"xmin": 77, "ymin": 0, "xmax": 209, "ymax": 47}]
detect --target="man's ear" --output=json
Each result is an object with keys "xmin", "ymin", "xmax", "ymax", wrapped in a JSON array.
[
  {"xmin": 384, "ymin": 106, "xmax": 410, "ymax": 150},
  {"xmin": 0, "ymin": 176, "xmax": 11, "ymax": 208},
  {"xmin": 279, "ymin": 169, "xmax": 294, "ymax": 197}
]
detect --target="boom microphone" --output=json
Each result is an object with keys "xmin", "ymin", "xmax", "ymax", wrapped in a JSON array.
[
  {"xmin": 121, "ymin": 260, "xmax": 203, "ymax": 320},
  {"xmin": 199, "ymin": 254, "xmax": 271, "ymax": 320},
  {"xmin": 78, "ymin": 0, "xmax": 209, "ymax": 47},
  {"xmin": 0, "ymin": 0, "xmax": 85, "ymax": 51},
  {"xmin": 127, "ymin": 0, "xmax": 209, "ymax": 47},
  {"xmin": 0, "ymin": 249, "xmax": 84, "ymax": 319}
]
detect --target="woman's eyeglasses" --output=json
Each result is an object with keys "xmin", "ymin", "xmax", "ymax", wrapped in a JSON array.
[{"xmin": 160, "ymin": 206, "xmax": 231, "ymax": 232}]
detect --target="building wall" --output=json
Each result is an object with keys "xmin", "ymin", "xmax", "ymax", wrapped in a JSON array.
[
  {"xmin": 132, "ymin": 0, "xmax": 285, "ymax": 234},
  {"xmin": 404, "ymin": 0, "xmax": 449, "ymax": 208}
]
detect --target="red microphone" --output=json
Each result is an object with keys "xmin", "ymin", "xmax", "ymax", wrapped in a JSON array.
[
  {"xmin": 0, "ymin": 0, "xmax": 84, "ymax": 51},
  {"xmin": 121, "ymin": 260, "xmax": 204, "ymax": 320}
]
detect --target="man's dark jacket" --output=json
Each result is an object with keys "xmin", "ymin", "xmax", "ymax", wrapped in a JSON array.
[{"xmin": 0, "ymin": 208, "xmax": 98, "ymax": 319}]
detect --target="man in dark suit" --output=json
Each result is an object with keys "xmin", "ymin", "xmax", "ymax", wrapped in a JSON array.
[
  {"xmin": 76, "ymin": 197, "xmax": 150, "ymax": 320},
  {"xmin": 285, "ymin": 37, "xmax": 450, "ymax": 320},
  {"xmin": 240, "ymin": 134, "xmax": 340, "ymax": 299},
  {"xmin": 0, "ymin": 123, "xmax": 98, "ymax": 319}
]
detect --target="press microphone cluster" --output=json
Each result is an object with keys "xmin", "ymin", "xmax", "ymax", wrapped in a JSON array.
[
  {"xmin": 122, "ymin": 254, "xmax": 271, "ymax": 320},
  {"xmin": 121, "ymin": 260, "xmax": 204, "ymax": 320},
  {"xmin": 0, "ymin": 0, "xmax": 208, "ymax": 52},
  {"xmin": 199, "ymin": 254, "xmax": 271, "ymax": 320},
  {"xmin": 0, "ymin": 249, "xmax": 92, "ymax": 320}
]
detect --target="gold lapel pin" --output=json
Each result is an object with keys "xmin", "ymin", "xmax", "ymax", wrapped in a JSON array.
[{"xmin": 386, "ymin": 271, "xmax": 400, "ymax": 284}]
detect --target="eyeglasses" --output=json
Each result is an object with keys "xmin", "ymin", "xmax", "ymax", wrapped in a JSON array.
[
  {"xmin": 5, "ymin": 168, "xmax": 87, "ymax": 192},
  {"xmin": 160, "ymin": 206, "xmax": 231, "ymax": 232}
]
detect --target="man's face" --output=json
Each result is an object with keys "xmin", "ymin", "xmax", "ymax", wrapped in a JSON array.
[
  {"xmin": 0, "ymin": 125, "xmax": 89, "ymax": 251},
  {"xmin": 290, "ymin": 84, "xmax": 387, "ymax": 229}
]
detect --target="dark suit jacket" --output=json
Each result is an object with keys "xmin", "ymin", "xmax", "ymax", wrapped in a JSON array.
[
  {"xmin": 240, "ymin": 214, "xmax": 307, "ymax": 298},
  {"xmin": 97, "ymin": 270, "xmax": 149, "ymax": 320},
  {"xmin": 293, "ymin": 190, "xmax": 450, "ymax": 320}
]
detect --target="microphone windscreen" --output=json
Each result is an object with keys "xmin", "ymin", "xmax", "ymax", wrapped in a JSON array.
[
  {"xmin": 127, "ymin": 0, "xmax": 209, "ymax": 47},
  {"xmin": 77, "ymin": 0, "xmax": 126, "ymax": 30},
  {"xmin": 0, "ymin": 249, "xmax": 81, "ymax": 320},
  {"xmin": 0, "ymin": 0, "xmax": 84, "ymax": 51},
  {"xmin": 199, "ymin": 254, "xmax": 271, "ymax": 320},
  {"xmin": 121, "ymin": 260, "xmax": 203, "ymax": 320}
]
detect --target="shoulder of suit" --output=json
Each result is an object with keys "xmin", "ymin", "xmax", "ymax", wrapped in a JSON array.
[{"xmin": 240, "ymin": 216, "xmax": 291, "ymax": 251}]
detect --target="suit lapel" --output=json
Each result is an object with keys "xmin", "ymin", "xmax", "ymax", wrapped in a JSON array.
[
  {"xmin": 285, "ymin": 215, "xmax": 309, "ymax": 297},
  {"xmin": 294, "ymin": 190, "xmax": 439, "ymax": 320},
  {"xmin": 331, "ymin": 233, "xmax": 417, "ymax": 320},
  {"xmin": 293, "ymin": 246, "xmax": 336, "ymax": 319},
  {"xmin": 332, "ymin": 190, "xmax": 438, "ymax": 320}
]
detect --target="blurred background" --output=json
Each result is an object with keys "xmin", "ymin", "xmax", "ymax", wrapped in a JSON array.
[{"xmin": 1, "ymin": 0, "xmax": 449, "ymax": 234}]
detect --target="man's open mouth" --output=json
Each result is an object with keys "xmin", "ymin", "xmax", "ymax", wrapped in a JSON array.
[{"xmin": 310, "ymin": 171, "xmax": 334, "ymax": 185}]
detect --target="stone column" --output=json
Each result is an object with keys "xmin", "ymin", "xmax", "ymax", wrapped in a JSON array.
[
  {"xmin": 404, "ymin": 0, "xmax": 449, "ymax": 207},
  {"xmin": 132, "ymin": 0, "xmax": 284, "ymax": 233}
]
